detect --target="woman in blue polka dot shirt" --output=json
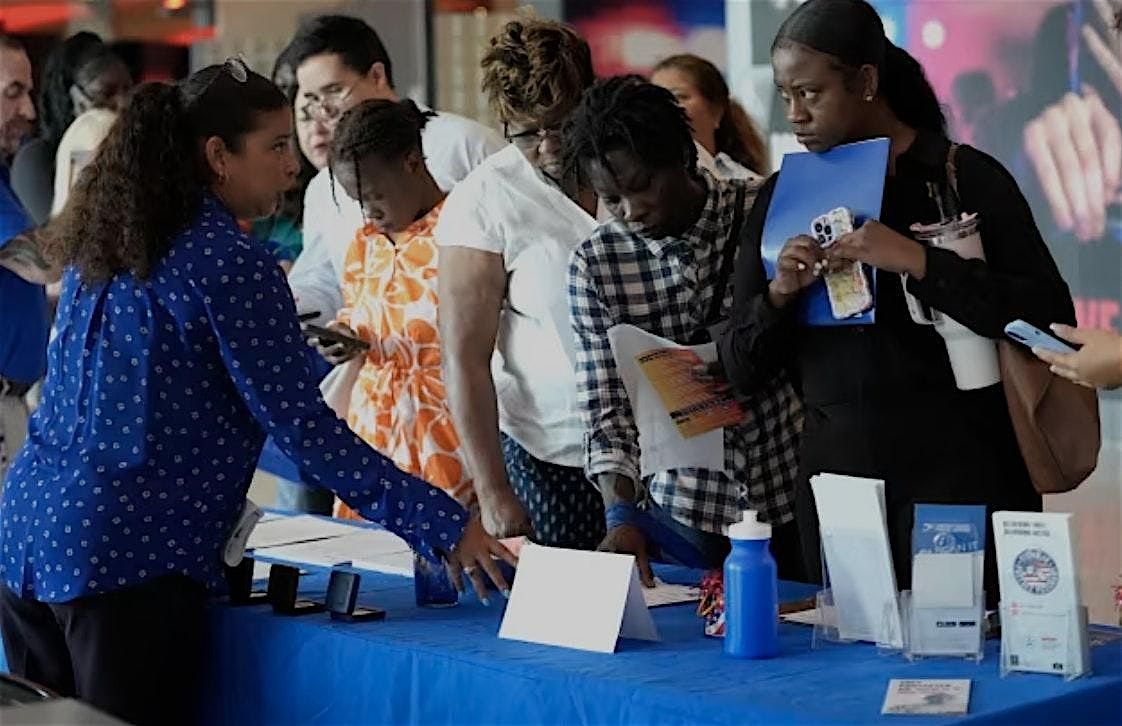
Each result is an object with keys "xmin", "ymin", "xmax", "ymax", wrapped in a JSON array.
[{"xmin": 0, "ymin": 61, "xmax": 515, "ymax": 726}]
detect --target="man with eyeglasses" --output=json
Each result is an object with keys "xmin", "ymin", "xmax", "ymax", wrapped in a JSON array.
[
  {"xmin": 286, "ymin": 15, "xmax": 505, "ymax": 327},
  {"xmin": 0, "ymin": 34, "xmax": 49, "ymax": 488}
]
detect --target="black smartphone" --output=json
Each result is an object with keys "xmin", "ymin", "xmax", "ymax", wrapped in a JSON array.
[{"xmin": 301, "ymin": 323, "xmax": 370, "ymax": 351}]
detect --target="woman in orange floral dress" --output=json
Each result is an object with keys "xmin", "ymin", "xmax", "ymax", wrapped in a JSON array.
[{"xmin": 317, "ymin": 99, "xmax": 474, "ymax": 517}]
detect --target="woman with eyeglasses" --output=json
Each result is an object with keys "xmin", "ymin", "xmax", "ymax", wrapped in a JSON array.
[
  {"xmin": 11, "ymin": 32, "xmax": 131, "ymax": 225},
  {"xmin": 0, "ymin": 62, "xmax": 513, "ymax": 726},
  {"xmin": 436, "ymin": 18, "xmax": 606, "ymax": 549}
]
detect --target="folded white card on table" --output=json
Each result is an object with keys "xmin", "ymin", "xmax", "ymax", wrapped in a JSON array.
[
  {"xmin": 499, "ymin": 545, "xmax": 659, "ymax": 653},
  {"xmin": 811, "ymin": 473, "xmax": 902, "ymax": 647}
]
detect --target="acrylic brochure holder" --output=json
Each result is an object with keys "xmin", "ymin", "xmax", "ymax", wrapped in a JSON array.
[
  {"xmin": 811, "ymin": 538, "xmax": 903, "ymax": 653},
  {"xmin": 999, "ymin": 603, "xmax": 1091, "ymax": 681},
  {"xmin": 899, "ymin": 589, "xmax": 986, "ymax": 662},
  {"xmin": 809, "ymin": 474, "xmax": 903, "ymax": 652}
]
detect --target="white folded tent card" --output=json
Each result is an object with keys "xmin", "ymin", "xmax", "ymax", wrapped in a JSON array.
[{"xmin": 499, "ymin": 544, "xmax": 659, "ymax": 653}]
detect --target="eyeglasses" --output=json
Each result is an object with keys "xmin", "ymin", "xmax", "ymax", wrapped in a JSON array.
[
  {"xmin": 224, "ymin": 56, "xmax": 249, "ymax": 83},
  {"xmin": 199, "ymin": 56, "xmax": 249, "ymax": 96},
  {"xmin": 302, "ymin": 82, "xmax": 359, "ymax": 122},
  {"xmin": 73, "ymin": 79, "xmax": 134, "ymax": 109},
  {"xmin": 504, "ymin": 122, "xmax": 563, "ymax": 151}
]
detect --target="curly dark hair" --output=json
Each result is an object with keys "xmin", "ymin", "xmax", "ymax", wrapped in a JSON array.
[
  {"xmin": 480, "ymin": 18, "xmax": 594, "ymax": 124},
  {"xmin": 44, "ymin": 63, "xmax": 288, "ymax": 284},
  {"xmin": 563, "ymin": 75, "xmax": 696, "ymax": 182}
]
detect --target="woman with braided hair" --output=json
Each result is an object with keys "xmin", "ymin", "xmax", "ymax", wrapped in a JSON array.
[{"xmin": 318, "ymin": 99, "xmax": 475, "ymax": 518}]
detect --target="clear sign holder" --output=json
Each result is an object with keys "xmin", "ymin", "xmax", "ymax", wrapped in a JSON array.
[
  {"xmin": 899, "ymin": 589, "xmax": 986, "ymax": 662},
  {"xmin": 999, "ymin": 603, "xmax": 1091, "ymax": 681},
  {"xmin": 811, "ymin": 542, "xmax": 903, "ymax": 653}
]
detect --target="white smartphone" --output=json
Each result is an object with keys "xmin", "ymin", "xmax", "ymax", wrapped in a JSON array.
[{"xmin": 1004, "ymin": 319, "xmax": 1077, "ymax": 354}]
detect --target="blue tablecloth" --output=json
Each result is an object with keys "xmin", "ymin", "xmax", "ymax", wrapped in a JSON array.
[{"xmin": 199, "ymin": 565, "xmax": 1122, "ymax": 725}]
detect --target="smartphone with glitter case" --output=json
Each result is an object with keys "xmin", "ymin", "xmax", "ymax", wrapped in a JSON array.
[{"xmin": 810, "ymin": 207, "xmax": 874, "ymax": 319}]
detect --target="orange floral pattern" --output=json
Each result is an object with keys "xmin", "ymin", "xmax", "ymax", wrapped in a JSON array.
[{"xmin": 333, "ymin": 201, "xmax": 474, "ymax": 520}]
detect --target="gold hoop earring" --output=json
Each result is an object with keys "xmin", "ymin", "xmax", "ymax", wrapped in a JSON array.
[{"xmin": 864, "ymin": 94, "xmax": 874, "ymax": 102}]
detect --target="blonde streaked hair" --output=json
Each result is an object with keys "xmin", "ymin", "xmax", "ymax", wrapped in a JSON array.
[{"xmin": 480, "ymin": 18, "xmax": 594, "ymax": 125}]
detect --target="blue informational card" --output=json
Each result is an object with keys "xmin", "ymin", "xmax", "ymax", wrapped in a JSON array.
[
  {"xmin": 761, "ymin": 138, "xmax": 890, "ymax": 326},
  {"xmin": 912, "ymin": 504, "xmax": 987, "ymax": 556}
]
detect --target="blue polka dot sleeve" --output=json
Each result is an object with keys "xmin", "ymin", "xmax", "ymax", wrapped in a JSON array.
[{"xmin": 193, "ymin": 215, "xmax": 468, "ymax": 564}]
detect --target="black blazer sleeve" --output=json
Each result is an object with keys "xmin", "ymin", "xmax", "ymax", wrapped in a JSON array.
[
  {"xmin": 718, "ymin": 174, "xmax": 799, "ymax": 393},
  {"xmin": 904, "ymin": 145, "xmax": 1076, "ymax": 337}
]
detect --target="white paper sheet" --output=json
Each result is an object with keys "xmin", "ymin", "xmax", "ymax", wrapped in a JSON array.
[
  {"xmin": 780, "ymin": 607, "xmax": 822, "ymax": 626},
  {"xmin": 499, "ymin": 545, "xmax": 659, "ymax": 653},
  {"xmin": 811, "ymin": 474, "xmax": 903, "ymax": 647},
  {"xmin": 247, "ymin": 514, "xmax": 364, "ymax": 550},
  {"xmin": 912, "ymin": 552, "xmax": 977, "ymax": 608},
  {"xmin": 252, "ymin": 529, "xmax": 412, "ymax": 569},
  {"xmin": 642, "ymin": 579, "xmax": 701, "ymax": 608},
  {"xmin": 351, "ymin": 550, "xmax": 416, "ymax": 578},
  {"xmin": 606, "ymin": 324, "xmax": 724, "ymax": 477}
]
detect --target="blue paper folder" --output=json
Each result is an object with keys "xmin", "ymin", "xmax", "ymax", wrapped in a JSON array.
[{"xmin": 761, "ymin": 138, "xmax": 890, "ymax": 326}]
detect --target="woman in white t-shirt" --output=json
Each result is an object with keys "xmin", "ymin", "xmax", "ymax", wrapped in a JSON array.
[{"xmin": 435, "ymin": 18, "xmax": 605, "ymax": 549}]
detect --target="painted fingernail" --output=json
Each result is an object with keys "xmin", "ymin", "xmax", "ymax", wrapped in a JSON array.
[
  {"xmin": 481, "ymin": 597, "xmax": 491, "ymax": 607},
  {"xmin": 797, "ymin": 262, "xmax": 807, "ymax": 271},
  {"xmin": 501, "ymin": 589, "xmax": 511, "ymax": 599}
]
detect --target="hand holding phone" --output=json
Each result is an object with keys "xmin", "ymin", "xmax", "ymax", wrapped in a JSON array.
[
  {"xmin": 302, "ymin": 322, "xmax": 369, "ymax": 364},
  {"xmin": 1004, "ymin": 320, "xmax": 1078, "ymax": 354},
  {"xmin": 810, "ymin": 207, "xmax": 873, "ymax": 319}
]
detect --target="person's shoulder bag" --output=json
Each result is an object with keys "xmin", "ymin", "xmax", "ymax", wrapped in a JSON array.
[{"xmin": 946, "ymin": 143, "xmax": 1100, "ymax": 494}]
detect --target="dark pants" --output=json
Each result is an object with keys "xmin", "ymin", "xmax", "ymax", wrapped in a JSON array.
[
  {"xmin": 500, "ymin": 433, "xmax": 605, "ymax": 550},
  {"xmin": 0, "ymin": 576, "xmax": 207, "ymax": 726}
]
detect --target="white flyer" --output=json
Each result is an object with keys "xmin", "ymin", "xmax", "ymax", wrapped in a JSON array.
[
  {"xmin": 811, "ymin": 474, "xmax": 903, "ymax": 647},
  {"xmin": 992, "ymin": 511, "xmax": 1089, "ymax": 677},
  {"xmin": 881, "ymin": 679, "xmax": 971, "ymax": 715},
  {"xmin": 606, "ymin": 324, "xmax": 725, "ymax": 477}
]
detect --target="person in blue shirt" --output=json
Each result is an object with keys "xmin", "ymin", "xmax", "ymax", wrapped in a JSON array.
[
  {"xmin": 0, "ymin": 34, "xmax": 49, "ymax": 487},
  {"xmin": 0, "ymin": 60, "xmax": 514, "ymax": 726}
]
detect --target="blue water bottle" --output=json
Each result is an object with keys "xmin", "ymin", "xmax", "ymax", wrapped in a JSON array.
[{"xmin": 723, "ymin": 510, "xmax": 779, "ymax": 659}]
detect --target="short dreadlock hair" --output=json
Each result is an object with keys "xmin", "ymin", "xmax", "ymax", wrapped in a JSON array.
[
  {"xmin": 328, "ymin": 98, "xmax": 435, "ymax": 206},
  {"xmin": 562, "ymin": 75, "xmax": 697, "ymax": 182},
  {"xmin": 480, "ymin": 18, "xmax": 594, "ymax": 124}
]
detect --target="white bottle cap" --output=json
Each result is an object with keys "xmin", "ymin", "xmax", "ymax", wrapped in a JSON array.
[{"xmin": 727, "ymin": 510, "xmax": 771, "ymax": 540}]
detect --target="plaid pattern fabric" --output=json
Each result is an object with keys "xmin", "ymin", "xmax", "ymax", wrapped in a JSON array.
[{"xmin": 569, "ymin": 172, "xmax": 802, "ymax": 535}]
